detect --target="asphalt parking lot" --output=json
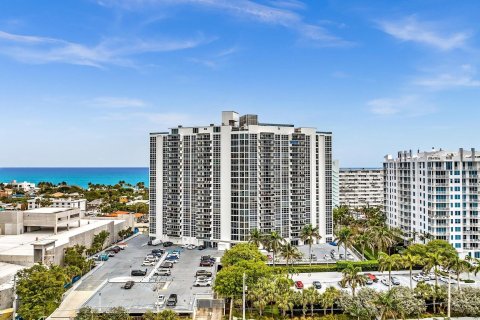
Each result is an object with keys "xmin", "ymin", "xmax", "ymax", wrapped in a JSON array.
[{"xmin": 83, "ymin": 234, "xmax": 223, "ymax": 313}]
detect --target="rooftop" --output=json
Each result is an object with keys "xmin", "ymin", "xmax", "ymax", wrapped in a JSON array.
[{"xmin": 25, "ymin": 207, "xmax": 73, "ymax": 214}]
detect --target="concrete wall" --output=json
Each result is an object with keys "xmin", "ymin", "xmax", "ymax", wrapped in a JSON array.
[
  {"xmin": 0, "ymin": 286, "xmax": 13, "ymax": 310},
  {"xmin": 0, "ymin": 211, "xmax": 23, "ymax": 235}
]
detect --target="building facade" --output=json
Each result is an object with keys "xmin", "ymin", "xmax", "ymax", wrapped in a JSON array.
[
  {"xmin": 339, "ymin": 168, "xmax": 384, "ymax": 208},
  {"xmin": 27, "ymin": 198, "xmax": 87, "ymax": 213},
  {"xmin": 149, "ymin": 111, "xmax": 333, "ymax": 249},
  {"xmin": 384, "ymin": 148, "xmax": 480, "ymax": 258},
  {"xmin": 332, "ymin": 160, "xmax": 340, "ymax": 208}
]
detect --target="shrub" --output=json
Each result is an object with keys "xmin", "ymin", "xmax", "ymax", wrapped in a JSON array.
[{"xmin": 271, "ymin": 260, "xmax": 379, "ymax": 273}]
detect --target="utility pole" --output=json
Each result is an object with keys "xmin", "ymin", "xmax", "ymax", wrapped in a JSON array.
[
  {"xmin": 447, "ymin": 272, "xmax": 452, "ymax": 319},
  {"xmin": 242, "ymin": 272, "xmax": 246, "ymax": 320}
]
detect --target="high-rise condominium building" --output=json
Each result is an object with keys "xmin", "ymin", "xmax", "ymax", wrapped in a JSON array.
[
  {"xmin": 149, "ymin": 111, "xmax": 333, "ymax": 250},
  {"xmin": 339, "ymin": 168, "xmax": 384, "ymax": 208},
  {"xmin": 384, "ymin": 148, "xmax": 480, "ymax": 258}
]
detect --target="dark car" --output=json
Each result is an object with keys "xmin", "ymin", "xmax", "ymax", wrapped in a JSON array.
[
  {"xmin": 105, "ymin": 251, "xmax": 115, "ymax": 257},
  {"xmin": 160, "ymin": 261, "xmax": 174, "ymax": 268},
  {"xmin": 152, "ymin": 249, "xmax": 165, "ymax": 255},
  {"xmin": 312, "ymin": 281, "xmax": 322, "ymax": 289},
  {"xmin": 201, "ymin": 255, "xmax": 215, "ymax": 262},
  {"xmin": 163, "ymin": 241, "xmax": 174, "ymax": 247},
  {"xmin": 112, "ymin": 246, "xmax": 122, "ymax": 252},
  {"xmin": 200, "ymin": 260, "xmax": 214, "ymax": 267},
  {"xmin": 166, "ymin": 294, "xmax": 178, "ymax": 307},
  {"xmin": 198, "ymin": 245, "xmax": 206, "ymax": 250},
  {"xmin": 131, "ymin": 269, "xmax": 147, "ymax": 276},
  {"xmin": 123, "ymin": 281, "xmax": 134, "ymax": 289},
  {"xmin": 107, "ymin": 247, "xmax": 121, "ymax": 253},
  {"xmin": 196, "ymin": 270, "xmax": 213, "ymax": 278}
]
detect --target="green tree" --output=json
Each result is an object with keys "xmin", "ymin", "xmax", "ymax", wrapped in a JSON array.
[
  {"xmin": 304, "ymin": 285, "xmax": 321, "ymax": 317},
  {"xmin": 378, "ymin": 253, "xmax": 401, "ymax": 290},
  {"xmin": 221, "ymin": 243, "xmax": 266, "ymax": 267},
  {"xmin": 340, "ymin": 263, "xmax": 367, "ymax": 297},
  {"xmin": 334, "ymin": 227, "xmax": 353, "ymax": 260},
  {"xmin": 248, "ymin": 228, "xmax": 263, "ymax": 248},
  {"xmin": 248, "ymin": 278, "xmax": 275, "ymax": 317},
  {"xmin": 375, "ymin": 290, "xmax": 397, "ymax": 320},
  {"xmin": 388, "ymin": 286, "xmax": 426, "ymax": 319},
  {"xmin": 279, "ymin": 242, "xmax": 302, "ymax": 268},
  {"xmin": 157, "ymin": 309, "xmax": 179, "ymax": 320},
  {"xmin": 106, "ymin": 307, "xmax": 130, "ymax": 320},
  {"xmin": 75, "ymin": 307, "xmax": 100, "ymax": 320},
  {"xmin": 262, "ymin": 231, "xmax": 285, "ymax": 267},
  {"xmin": 64, "ymin": 244, "xmax": 93, "ymax": 275},
  {"xmin": 300, "ymin": 224, "xmax": 321, "ymax": 266},
  {"xmin": 16, "ymin": 264, "xmax": 69, "ymax": 320},
  {"xmin": 400, "ymin": 251, "xmax": 423, "ymax": 289},
  {"xmin": 447, "ymin": 255, "xmax": 470, "ymax": 291},
  {"xmin": 276, "ymin": 288, "xmax": 295, "ymax": 317},
  {"xmin": 321, "ymin": 286, "xmax": 340, "ymax": 315}
]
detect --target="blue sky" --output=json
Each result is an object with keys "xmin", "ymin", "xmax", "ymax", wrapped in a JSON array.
[{"xmin": 0, "ymin": 0, "xmax": 479, "ymax": 167}]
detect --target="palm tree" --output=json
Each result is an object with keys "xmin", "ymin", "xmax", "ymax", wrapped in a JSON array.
[
  {"xmin": 248, "ymin": 278, "xmax": 274, "ymax": 317},
  {"xmin": 276, "ymin": 288, "xmax": 294, "ymax": 318},
  {"xmin": 376, "ymin": 290, "xmax": 397, "ymax": 320},
  {"xmin": 447, "ymin": 255, "xmax": 470, "ymax": 290},
  {"xmin": 279, "ymin": 242, "xmax": 302, "ymax": 268},
  {"xmin": 354, "ymin": 232, "xmax": 371, "ymax": 259},
  {"xmin": 340, "ymin": 263, "xmax": 367, "ymax": 297},
  {"xmin": 248, "ymin": 228, "xmax": 263, "ymax": 248},
  {"xmin": 423, "ymin": 251, "xmax": 445, "ymax": 314},
  {"xmin": 400, "ymin": 252, "xmax": 423, "ymax": 289},
  {"xmin": 334, "ymin": 227, "xmax": 353, "ymax": 260},
  {"xmin": 262, "ymin": 231, "xmax": 284, "ymax": 267},
  {"xmin": 300, "ymin": 224, "xmax": 321, "ymax": 266},
  {"xmin": 378, "ymin": 253, "xmax": 401, "ymax": 290},
  {"xmin": 372, "ymin": 226, "xmax": 396, "ymax": 255},
  {"xmin": 321, "ymin": 286, "xmax": 340, "ymax": 315},
  {"xmin": 304, "ymin": 286, "xmax": 320, "ymax": 317}
]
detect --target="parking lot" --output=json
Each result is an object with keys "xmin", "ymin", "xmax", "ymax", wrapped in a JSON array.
[{"xmin": 83, "ymin": 234, "xmax": 223, "ymax": 314}]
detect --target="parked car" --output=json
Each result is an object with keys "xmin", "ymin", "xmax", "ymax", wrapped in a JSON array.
[
  {"xmin": 310, "ymin": 254, "xmax": 317, "ymax": 260},
  {"xmin": 154, "ymin": 268, "xmax": 171, "ymax": 276},
  {"xmin": 148, "ymin": 239, "xmax": 162, "ymax": 246},
  {"xmin": 295, "ymin": 281, "xmax": 304, "ymax": 289},
  {"xmin": 160, "ymin": 261, "xmax": 174, "ymax": 269},
  {"xmin": 187, "ymin": 244, "xmax": 196, "ymax": 250},
  {"xmin": 166, "ymin": 294, "xmax": 178, "ymax": 306},
  {"xmin": 105, "ymin": 251, "xmax": 115, "ymax": 257},
  {"xmin": 112, "ymin": 246, "xmax": 122, "ymax": 252},
  {"xmin": 196, "ymin": 270, "xmax": 213, "ymax": 278},
  {"xmin": 194, "ymin": 278, "xmax": 212, "ymax": 287},
  {"xmin": 107, "ymin": 247, "xmax": 120, "ymax": 253},
  {"xmin": 413, "ymin": 275, "xmax": 425, "ymax": 282},
  {"xmin": 155, "ymin": 295, "xmax": 166, "ymax": 307},
  {"xmin": 365, "ymin": 277, "xmax": 373, "ymax": 285},
  {"xmin": 142, "ymin": 260, "xmax": 156, "ymax": 266},
  {"xmin": 123, "ymin": 280, "xmax": 134, "ymax": 289},
  {"xmin": 117, "ymin": 242, "xmax": 128, "ymax": 250},
  {"xmin": 198, "ymin": 245, "xmax": 206, "ymax": 250},
  {"xmin": 201, "ymin": 255, "xmax": 215, "ymax": 262},
  {"xmin": 163, "ymin": 241, "xmax": 174, "ymax": 247},
  {"xmin": 391, "ymin": 277, "xmax": 400, "ymax": 286},
  {"xmin": 312, "ymin": 281, "xmax": 322, "ymax": 289},
  {"xmin": 366, "ymin": 273, "xmax": 378, "ymax": 283},
  {"xmin": 200, "ymin": 260, "xmax": 214, "ymax": 267},
  {"xmin": 97, "ymin": 253, "xmax": 109, "ymax": 261},
  {"xmin": 381, "ymin": 278, "xmax": 391, "ymax": 287},
  {"xmin": 131, "ymin": 269, "xmax": 147, "ymax": 276},
  {"xmin": 152, "ymin": 249, "xmax": 165, "ymax": 255}
]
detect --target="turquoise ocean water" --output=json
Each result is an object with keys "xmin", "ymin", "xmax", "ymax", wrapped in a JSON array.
[{"xmin": 0, "ymin": 167, "xmax": 148, "ymax": 189}]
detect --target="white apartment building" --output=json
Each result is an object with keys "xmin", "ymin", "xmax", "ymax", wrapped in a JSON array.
[
  {"xmin": 384, "ymin": 148, "xmax": 480, "ymax": 258},
  {"xmin": 339, "ymin": 168, "xmax": 384, "ymax": 208},
  {"xmin": 149, "ymin": 111, "xmax": 333, "ymax": 249},
  {"xmin": 332, "ymin": 160, "xmax": 340, "ymax": 208},
  {"xmin": 7, "ymin": 180, "xmax": 36, "ymax": 192},
  {"xmin": 27, "ymin": 198, "xmax": 87, "ymax": 213}
]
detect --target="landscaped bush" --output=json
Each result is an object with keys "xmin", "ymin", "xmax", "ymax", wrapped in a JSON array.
[
  {"xmin": 462, "ymin": 279, "xmax": 475, "ymax": 283},
  {"xmin": 336, "ymin": 260, "xmax": 379, "ymax": 271},
  {"xmin": 271, "ymin": 260, "xmax": 379, "ymax": 273}
]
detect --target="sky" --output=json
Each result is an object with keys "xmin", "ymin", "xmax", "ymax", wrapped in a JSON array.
[{"xmin": 0, "ymin": 0, "xmax": 479, "ymax": 167}]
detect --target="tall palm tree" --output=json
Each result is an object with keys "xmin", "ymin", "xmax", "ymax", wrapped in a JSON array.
[
  {"xmin": 262, "ymin": 231, "xmax": 284, "ymax": 267},
  {"xmin": 334, "ymin": 227, "xmax": 353, "ymax": 260},
  {"xmin": 372, "ymin": 226, "xmax": 396, "ymax": 255},
  {"xmin": 354, "ymin": 232, "xmax": 371, "ymax": 260},
  {"xmin": 300, "ymin": 224, "xmax": 321, "ymax": 266},
  {"xmin": 447, "ymin": 255, "xmax": 470, "ymax": 290},
  {"xmin": 248, "ymin": 228, "xmax": 263, "ymax": 248},
  {"xmin": 400, "ymin": 252, "xmax": 423, "ymax": 289},
  {"xmin": 378, "ymin": 253, "xmax": 401, "ymax": 290},
  {"xmin": 279, "ymin": 242, "xmax": 302, "ymax": 268},
  {"xmin": 423, "ymin": 251, "xmax": 445, "ymax": 314},
  {"xmin": 340, "ymin": 263, "xmax": 367, "ymax": 297},
  {"xmin": 248, "ymin": 278, "xmax": 274, "ymax": 317},
  {"xmin": 376, "ymin": 290, "xmax": 397, "ymax": 320},
  {"xmin": 321, "ymin": 286, "xmax": 340, "ymax": 315}
]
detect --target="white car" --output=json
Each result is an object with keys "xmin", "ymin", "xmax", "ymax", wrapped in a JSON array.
[
  {"xmin": 413, "ymin": 275, "xmax": 425, "ymax": 282},
  {"xmin": 155, "ymin": 295, "xmax": 166, "ymax": 307},
  {"xmin": 194, "ymin": 279, "xmax": 212, "ymax": 287},
  {"xmin": 187, "ymin": 244, "xmax": 196, "ymax": 250},
  {"xmin": 142, "ymin": 260, "xmax": 156, "ymax": 266},
  {"xmin": 381, "ymin": 278, "xmax": 391, "ymax": 287},
  {"xmin": 154, "ymin": 269, "xmax": 171, "ymax": 276}
]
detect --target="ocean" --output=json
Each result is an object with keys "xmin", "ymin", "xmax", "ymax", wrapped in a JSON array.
[{"xmin": 0, "ymin": 167, "xmax": 149, "ymax": 189}]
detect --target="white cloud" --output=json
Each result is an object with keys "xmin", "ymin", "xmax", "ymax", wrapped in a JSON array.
[
  {"xmin": 378, "ymin": 16, "xmax": 470, "ymax": 50},
  {"xmin": 0, "ymin": 30, "xmax": 210, "ymax": 67},
  {"xmin": 89, "ymin": 97, "xmax": 148, "ymax": 108},
  {"xmin": 367, "ymin": 95, "xmax": 435, "ymax": 117},
  {"xmin": 415, "ymin": 64, "xmax": 480, "ymax": 89},
  {"xmin": 98, "ymin": 0, "xmax": 350, "ymax": 46}
]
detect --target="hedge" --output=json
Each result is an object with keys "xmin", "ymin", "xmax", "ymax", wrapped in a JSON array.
[{"xmin": 271, "ymin": 260, "xmax": 379, "ymax": 273}]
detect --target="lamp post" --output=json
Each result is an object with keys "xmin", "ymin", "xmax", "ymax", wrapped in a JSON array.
[{"xmin": 242, "ymin": 272, "xmax": 246, "ymax": 320}]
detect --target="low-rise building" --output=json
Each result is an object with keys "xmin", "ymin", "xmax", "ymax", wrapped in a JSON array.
[
  {"xmin": 27, "ymin": 197, "xmax": 87, "ymax": 213},
  {"xmin": 7, "ymin": 181, "xmax": 36, "ymax": 193}
]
